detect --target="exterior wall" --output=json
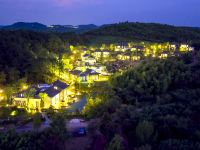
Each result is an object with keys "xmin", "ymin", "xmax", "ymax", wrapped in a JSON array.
[
  {"xmin": 170, "ymin": 45, "xmax": 177, "ymax": 50},
  {"xmin": 14, "ymin": 98, "xmax": 27, "ymax": 108},
  {"xmin": 103, "ymin": 52, "xmax": 110, "ymax": 57},
  {"xmin": 117, "ymin": 54, "xmax": 130, "ymax": 60},
  {"xmin": 62, "ymin": 89, "xmax": 68, "ymax": 107},
  {"xmin": 14, "ymin": 97, "xmax": 41, "ymax": 110},
  {"xmin": 85, "ymin": 58, "xmax": 96, "ymax": 65},
  {"xmin": 80, "ymin": 75, "xmax": 87, "ymax": 82},
  {"xmin": 159, "ymin": 53, "xmax": 168, "ymax": 59},
  {"xmin": 180, "ymin": 44, "xmax": 193, "ymax": 52},
  {"xmin": 29, "ymin": 98, "xmax": 41, "ymax": 110},
  {"xmin": 115, "ymin": 46, "xmax": 129, "ymax": 52},
  {"xmin": 93, "ymin": 52, "xmax": 101, "ymax": 58},
  {"xmin": 47, "ymin": 88, "xmax": 68, "ymax": 109},
  {"xmin": 49, "ymin": 95, "xmax": 60, "ymax": 109},
  {"xmin": 80, "ymin": 74, "xmax": 99, "ymax": 83},
  {"xmin": 88, "ymin": 74, "xmax": 99, "ymax": 82},
  {"xmin": 132, "ymin": 56, "xmax": 141, "ymax": 61},
  {"xmin": 70, "ymin": 74, "xmax": 80, "ymax": 83},
  {"xmin": 96, "ymin": 66, "xmax": 107, "ymax": 74},
  {"xmin": 42, "ymin": 97, "xmax": 51, "ymax": 109}
]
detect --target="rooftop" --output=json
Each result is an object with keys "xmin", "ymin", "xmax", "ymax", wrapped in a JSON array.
[{"xmin": 15, "ymin": 80, "xmax": 68, "ymax": 99}]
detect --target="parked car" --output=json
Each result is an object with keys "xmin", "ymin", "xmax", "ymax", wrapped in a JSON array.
[{"xmin": 72, "ymin": 127, "xmax": 87, "ymax": 137}]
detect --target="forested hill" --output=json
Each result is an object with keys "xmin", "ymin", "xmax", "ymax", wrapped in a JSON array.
[
  {"xmin": 2, "ymin": 22, "xmax": 200, "ymax": 46},
  {"xmin": 83, "ymin": 22, "xmax": 200, "ymax": 43},
  {"xmin": 0, "ymin": 22, "xmax": 98, "ymax": 33}
]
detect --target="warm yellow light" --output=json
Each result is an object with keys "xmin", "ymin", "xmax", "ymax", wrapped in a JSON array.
[
  {"xmin": 10, "ymin": 110, "xmax": 17, "ymax": 116},
  {"xmin": 0, "ymin": 90, "xmax": 3, "ymax": 93},
  {"xmin": 70, "ymin": 45, "xmax": 74, "ymax": 50},
  {"xmin": 23, "ymin": 85, "xmax": 28, "ymax": 90}
]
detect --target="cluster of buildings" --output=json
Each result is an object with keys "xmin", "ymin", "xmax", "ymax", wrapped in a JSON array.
[
  {"xmin": 12, "ymin": 42, "xmax": 194, "ymax": 112},
  {"xmin": 76, "ymin": 42, "xmax": 194, "ymax": 63},
  {"xmin": 113, "ymin": 42, "xmax": 194, "ymax": 60},
  {"xmin": 66, "ymin": 49, "xmax": 111, "ymax": 84},
  {"xmin": 66, "ymin": 42, "xmax": 194, "ymax": 82}
]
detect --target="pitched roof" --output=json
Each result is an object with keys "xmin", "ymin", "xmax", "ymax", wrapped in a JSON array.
[
  {"xmin": 14, "ymin": 86, "xmax": 41, "ymax": 99},
  {"xmin": 116, "ymin": 42, "xmax": 128, "ymax": 46},
  {"xmin": 43, "ymin": 86, "xmax": 61, "ymax": 98},
  {"xmin": 70, "ymin": 70, "xmax": 82, "ymax": 76},
  {"xmin": 102, "ymin": 49, "xmax": 110, "ymax": 52},
  {"xmin": 83, "ymin": 54, "xmax": 90, "ymax": 57},
  {"xmin": 162, "ymin": 51, "xmax": 169, "ymax": 54},
  {"xmin": 95, "ymin": 49, "xmax": 101, "ymax": 52},
  {"xmin": 81, "ymin": 69, "xmax": 100, "ymax": 76},
  {"xmin": 14, "ymin": 80, "xmax": 68, "ymax": 99},
  {"xmin": 43, "ymin": 80, "xmax": 68, "ymax": 98},
  {"xmin": 53, "ymin": 80, "xmax": 68, "ymax": 90},
  {"xmin": 132, "ymin": 45, "xmax": 144, "ymax": 49}
]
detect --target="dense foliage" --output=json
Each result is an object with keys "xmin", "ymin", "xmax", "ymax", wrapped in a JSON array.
[
  {"xmin": 84, "ymin": 22, "xmax": 200, "ymax": 44},
  {"xmin": 85, "ymin": 52, "xmax": 200, "ymax": 150},
  {"xmin": 111, "ymin": 55, "xmax": 199, "ymax": 104},
  {"xmin": 0, "ymin": 30, "xmax": 70, "ymax": 85},
  {"xmin": 1, "ymin": 23, "xmax": 200, "ymax": 149},
  {"xmin": 0, "ymin": 114, "xmax": 67, "ymax": 150}
]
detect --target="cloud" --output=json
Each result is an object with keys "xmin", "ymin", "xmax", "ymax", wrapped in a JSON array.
[{"xmin": 52, "ymin": 0, "xmax": 102, "ymax": 7}]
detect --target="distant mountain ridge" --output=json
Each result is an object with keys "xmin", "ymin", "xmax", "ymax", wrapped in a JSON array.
[
  {"xmin": 0, "ymin": 22, "xmax": 98, "ymax": 33},
  {"xmin": 2, "ymin": 22, "xmax": 47, "ymax": 32},
  {"xmin": 49, "ymin": 24, "xmax": 98, "ymax": 33},
  {"xmin": 1, "ymin": 22, "xmax": 200, "ymax": 45}
]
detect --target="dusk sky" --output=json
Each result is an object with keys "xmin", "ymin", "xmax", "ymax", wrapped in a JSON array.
[{"xmin": 0, "ymin": 0, "xmax": 200, "ymax": 26}]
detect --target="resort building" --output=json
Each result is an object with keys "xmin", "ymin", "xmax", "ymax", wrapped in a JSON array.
[
  {"xmin": 13, "ymin": 80, "xmax": 69, "ymax": 111},
  {"xmin": 68, "ymin": 69, "xmax": 100, "ymax": 83}
]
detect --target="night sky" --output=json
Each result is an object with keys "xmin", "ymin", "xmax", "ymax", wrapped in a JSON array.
[{"xmin": 0, "ymin": 0, "xmax": 200, "ymax": 26}]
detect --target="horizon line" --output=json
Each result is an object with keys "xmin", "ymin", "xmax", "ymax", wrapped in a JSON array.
[{"xmin": 0, "ymin": 21, "xmax": 200, "ymax": 28}]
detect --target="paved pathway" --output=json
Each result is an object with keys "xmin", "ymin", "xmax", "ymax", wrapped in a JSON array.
[{"xmin": 67, "ymin": 95, "xmax": 87, "ymax": 113}]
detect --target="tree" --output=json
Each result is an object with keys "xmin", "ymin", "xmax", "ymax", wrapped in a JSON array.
[
  {"xmin": 107, "ymin": 134, "xmax": 126, "ymax": 150},
  {"xmin": 15, "ymin": 77, "xmax": 27, "ymax": 91},
  {"xmin": 46, "ymin": 106, "xmax": 55, "ymax": 119},
  {"xmin": 0, "ymin": 71, "xmax": 6, "ymax": 85},
  {"xmin": 24, "ymin": 88, "xmax": 36, "ymax": 111},
  {"xmin": 50, "ymin": 114, "xmax": 67, "ymax": 140},
  {"xmin": 39, "ymin": 93, "xmax": 48, "ymax": 108},
  {"xmin": 136, "ymin": 121, "xmax": 154, "ymax": 144},
  {"xmin": 4, "ymin": 85, "xmax": 14, "ymax": 105},
  {"xmin": 47, "ymin": 35, "xmax": 63, "ymax": 53},
  {"xmin": 8, "ymin": 68, "xmax": 20, "ymax": 83}
]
